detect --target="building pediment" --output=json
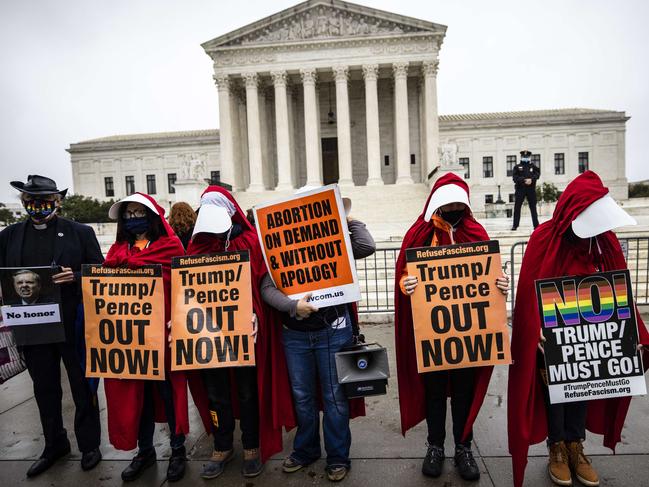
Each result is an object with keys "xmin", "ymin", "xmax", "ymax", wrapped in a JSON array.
[{"xmin": 202, "ymin": 0, "xmax": 446, "ymax": 51}]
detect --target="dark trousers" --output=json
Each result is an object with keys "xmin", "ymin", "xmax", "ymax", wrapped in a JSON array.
[
  {"xmin": 424, "ymin": 367, "xmax": 476, "ymax": 447},
  {"xmin": 512, "ymin": 186, "xmax": 539, "ymax": 228},
  {"xmin": 541, "ymin": 379, "xmax": 587, "ymax": 445},
  {"xmin": 137, "ymin": 379, "xmax": 185, "ymax": 451},
  {"xmin": 202, "ymin": 366, "xmax": 259, "ymax": 451},
  {"xmin": 22, "ymin": 341, "xmax": 101, "ymax": 455}
]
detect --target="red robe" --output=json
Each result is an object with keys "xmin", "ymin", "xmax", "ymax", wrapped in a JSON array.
[
  {"xmin": 394, "ymin": 173, "xmax": 493, "ymax": 438},
  {"xmin": 102, "ymin": 193, "xmax": 210, "ymax": 450},
  {"xmin": 507, "ymin": 171, "xmax": 649, "ymax": 487},
  {"xmin": 187, "ymin": 186, "xmax": 296, "ymax": 462}
]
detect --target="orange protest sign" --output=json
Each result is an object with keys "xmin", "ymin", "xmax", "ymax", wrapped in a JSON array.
[
  {"xmin": 406, "ymin": 240, "xmax": 511, "ymax": 373},
  {"xmin": 253, "ymin": 185, "xmax": 360, "ymax": 308},
  {"xmin": 82, "ymin": 265, "xmax": 166, "ymax": 380},
  {"xmin": 170, "ymin": 251, "xmax": 255, "ymax": 371}
]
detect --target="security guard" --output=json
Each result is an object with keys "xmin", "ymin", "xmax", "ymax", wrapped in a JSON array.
[{"xmin": 511, "ymin": 150, "xmax": 540, "ymax": 230}]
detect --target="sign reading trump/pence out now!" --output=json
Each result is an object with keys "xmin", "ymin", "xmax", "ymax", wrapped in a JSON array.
[
  {"xmin": 170, "ymin": 251, "xmax": 254, "ymax": 371},
  {"xmin": 406, "ymin": 240, "xmax": 511, "ymax": 373},
  {"xmin": 536, "ymin": 270, "xmax": 646, "ymax": 404},
  {"xmin": 253, "ymin": 185, "xmax": 360, "ymax": 308},
  {"xmin": 82, "ymin": 265, "xmax": 166, "ymax": 380}
]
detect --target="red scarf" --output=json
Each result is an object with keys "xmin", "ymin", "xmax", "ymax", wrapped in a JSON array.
[
  {"xmin": 187, "ymin": 186, "xmax": 297, "ymax": 462},
  {"xmin": 507, "ymin": 171, "xmax": 649, "ymax": 487},
  {"xmin": 394, "ymin": 173, "xmax": 492, "ymax": 437},
  {"xmin": 101, "ymin": 193, "xmax": 206, "ymax": 450}
]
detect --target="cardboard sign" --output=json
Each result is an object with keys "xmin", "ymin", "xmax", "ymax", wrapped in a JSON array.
[
  {"xmin": 536, "ymin": 270, "xmax": 646, "ymax": 404},
  {"xmin": 406, "ymin": 240, "xmax": 511, "ymax": 373},
  {"xmin": 253, "ymin": 184, "xmax": 360, "ymax": 307},
  {"xmin": 82, "ymin": 264, "xmax": 166, "ymax": 380},
  {"xmin": 170, "ymin": 251, "xmax": 255, "ymax": 370},
  {"xmin": 0, "ymin": 266, "xmax": 65, "ymax": 346}
]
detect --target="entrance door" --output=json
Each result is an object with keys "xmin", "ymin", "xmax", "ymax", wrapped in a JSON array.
[{"xmin": 321, "ymin": 137, "xmax": 339, "ymax": 185}]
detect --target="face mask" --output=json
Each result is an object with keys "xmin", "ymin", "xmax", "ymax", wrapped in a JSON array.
[
  {"xmin": 440, "ymin": 209, "xmax": 464, "ymax": 226},
  {"xmin": 24, "ymin": 199, "xmax": 57, "ymax": 221},
  {"xmin": 521, "ymin": 157, "xmax": 531, "ymax": 164},
  {"xmin": 123, "ymin": 217, "xmax": 149, "ymax": 235}
]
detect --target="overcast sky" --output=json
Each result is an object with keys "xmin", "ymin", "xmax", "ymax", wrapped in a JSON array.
[{"xmin": 1, "ymin": 0, "xmax": 647, "ymax": 203}]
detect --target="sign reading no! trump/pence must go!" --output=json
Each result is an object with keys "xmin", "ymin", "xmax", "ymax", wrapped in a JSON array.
[
  {"xmin": 536, "ymin": 270, "xmax": 646, "ymax": 404},
  {"xmin": 406, "ymin": 240, "xmax": 511, "ymax": 373},
  {"xmin": 253, "ymin": 184, "xmax": 361, "ymax": 308},
  {"xmin": 170, "ymin": 251, "xmax": 255, "ymax": 371},
  {"xmin": 82, "ymin": 264, "xmax": 166, "ymax": 380}
]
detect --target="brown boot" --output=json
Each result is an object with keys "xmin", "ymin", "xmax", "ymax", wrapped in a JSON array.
[
  {"xmin": 548, "ymin": 441, "xmax": 572, "ymax": 486},
  {"xmin": 567, "ymin": 441, "xmax": 599, "ymax": 486}
]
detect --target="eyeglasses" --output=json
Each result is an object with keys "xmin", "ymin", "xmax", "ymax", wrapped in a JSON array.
[{"xmin": 123, "ymin": 209, "xmax": 147, "ymax": 219}]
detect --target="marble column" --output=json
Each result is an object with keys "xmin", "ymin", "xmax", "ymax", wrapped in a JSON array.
[
  {"xmin": 333, "ymin": 65, "xmax": 354, "ymax": 186},
  {"xmin": 214, "ymin": 74, "xmax": 236, "ymax": 189},
  {"xmin": 362, "ymin": 64, "xmax": 383, "ymax": 185},
  {"xmin": 393, "ymin": 62, "xmax": 413, "ymax": 185},
  {"xmin": 422, "ymin": 61, "xmax": 440, "ymax": 184},
  {"xmin": 271, "ymin": 70, "xmax": 294, "ymax": 190},
  {"xmin": 243, "ymin": 72, "xmax": 264, "ymax": 191},
  {"xmin": 300, "ymin": 68, "xmax": 322, "ymax": 187}
]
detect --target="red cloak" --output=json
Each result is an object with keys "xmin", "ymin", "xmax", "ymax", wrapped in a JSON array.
[
  {"xmin": 187, "ymin": 186, "xmax": 296, "ymax": 462},
  {"xmin": 102, "ymin": 193, "xmax": 210, "ymax": 450},
  {"xmin": 507, "ymin": 171, "xmax": 649, "ymax": 487},
  {"xmin": 394, "ymin": 173, "xmax": 493, "ymax": 437}
]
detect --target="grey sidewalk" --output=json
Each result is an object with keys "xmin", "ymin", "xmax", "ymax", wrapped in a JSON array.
[{"xmin": 1, "ymin": 323, "xmax": 647, "ymax": 486}]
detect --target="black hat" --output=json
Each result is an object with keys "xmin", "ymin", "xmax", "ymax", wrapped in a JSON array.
[
  {"xmin": 10, "ymin": 175, "xmax": 68, "ymax": 197},
  {"xmin": 520, "ymin": 150, "xmax": 532, "ymax": 157}
]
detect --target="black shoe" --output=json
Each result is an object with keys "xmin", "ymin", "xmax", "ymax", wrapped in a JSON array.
[
  {"xmin": 454, "ymin": 444, "xmax": 480, "ymax": 481},
  {"xmin": 121, "ymin": 448, "xmax": 157, "ymax": 482},
  {"xmin": 422, "ymin": 444, "xmax": 444, "ymax": 478},
  {"xmin": 81, "ymin": 447, "xmax": 102, "ymax": 471},
  {"xmin": 167, "ymin": 446, "xmax": 186, "ymax": 482},
  {"xmin": 511, "ymin": 226, "xmax": 518, "ymax": 231},
  {"xmin": 27, "ymin": 440, "xmax": 71, "ymax": 478}
]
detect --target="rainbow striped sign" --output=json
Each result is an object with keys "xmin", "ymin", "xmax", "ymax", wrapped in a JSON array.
[{"xmin": 537, "ymin": 273, "xmax": 632, "ymax": 328}]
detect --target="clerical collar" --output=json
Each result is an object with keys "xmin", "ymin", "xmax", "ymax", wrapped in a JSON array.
[{"xmin": 31, "ymin": 218, "xmax": 55, "ymax": 231}]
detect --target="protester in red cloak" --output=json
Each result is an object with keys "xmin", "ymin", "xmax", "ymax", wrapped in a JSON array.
[
  {"xmin": 102, "ymin": 193, "xmax": 208, "ymax": 483},
  {"xmin": 184, "ymin": 185, "xmax": 296, "ymax": 478},
  {"xmin": 508, "ymin": 171, "xmax": 649, "ymax": 487},
  {"xmin": 394, "ymin": 173, "xmax": 509, "ymax": 481}
]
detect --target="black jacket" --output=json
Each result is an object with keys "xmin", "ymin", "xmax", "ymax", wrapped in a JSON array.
[
  {"xmin": 512, "ymin": 162, "xmax": 540, "ymax": 189},
  {"xmin": 0, "ymin": 217, "xmax": 104, "ymax": 339}
]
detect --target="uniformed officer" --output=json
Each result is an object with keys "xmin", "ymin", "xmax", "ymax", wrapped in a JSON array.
[{"xmin": 511, "ymin": 149, "xmax": 540, "ymax": 230}]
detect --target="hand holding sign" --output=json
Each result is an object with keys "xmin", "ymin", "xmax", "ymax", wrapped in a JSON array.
[
  {"xmin": 52, "ymin": 266, "xmax": 75, "ymax": 284},
  {"xmin": 402, "ymin": 276, "xmax": 418, "ymax": 295},
  {"xmin": 495, "ymin": 274, "xmax": 509, "ymax": 295},
  {"xmin": 296, "ymin": 293, "xmax": 318, "ymax": 318}
]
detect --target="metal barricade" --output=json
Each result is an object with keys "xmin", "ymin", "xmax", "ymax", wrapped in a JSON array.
[
  {"xmin": 505, "ymin": 236, "xmax": 649, "ymax": 310},
  {"xmin": 358, "ymin": 236, "xmax": 649, "ymax": 314}
]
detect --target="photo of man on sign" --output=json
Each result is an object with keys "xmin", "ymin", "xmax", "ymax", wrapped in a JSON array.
[
  {"xmin": 0, "ymin": 266, "xmax": 64, "ymax": 346},
  {"xmin": 253, "ymin": 184, "xmax": 361, "ymax": 308}
]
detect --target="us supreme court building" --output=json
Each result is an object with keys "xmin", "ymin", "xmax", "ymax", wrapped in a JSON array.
[{"xmin": 69, "ymin": 0, "xmax": 630, "ymax": 237}]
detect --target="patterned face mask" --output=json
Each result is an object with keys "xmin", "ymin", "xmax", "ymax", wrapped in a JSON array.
[{"xmin": 23, "ymin": 198, "xmax": 57, "ymax": 220}]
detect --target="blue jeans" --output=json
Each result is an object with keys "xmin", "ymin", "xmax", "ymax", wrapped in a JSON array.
[{"xmin": 282, "ymin": 313, "xmax": 353, "ymax": 467}]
